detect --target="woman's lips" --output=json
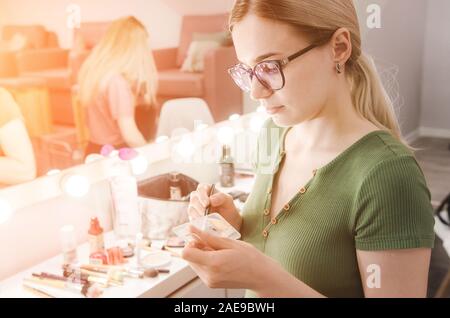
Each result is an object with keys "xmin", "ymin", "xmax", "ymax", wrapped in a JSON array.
[{"xmin": 265, "ymin": 106, "xmax": 285, "ymax": 115}]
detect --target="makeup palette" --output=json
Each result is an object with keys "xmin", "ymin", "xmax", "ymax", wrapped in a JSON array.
[
  {"xmin": 172, "ymin": 213, "xmax": 241, "ymax": 242},
  {"xmin": 140, "ymin": 251, "xmax": 171, "ymax": 269}
]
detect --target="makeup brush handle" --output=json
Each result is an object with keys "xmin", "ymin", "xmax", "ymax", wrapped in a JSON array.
[
  {"xmin": 80, "ymin": 268, "xmax": 108, "ymax": 279},
  {"xmin": 205, "ymin": 184, "xmax": 216, "ymax": 216},
  {"xmin": 23, "ymin": 282, "xmax": 56, "ymax": 298},
  {"xmin": 24, "ymin": 277, "xmax": 66, "ymax": 289}
]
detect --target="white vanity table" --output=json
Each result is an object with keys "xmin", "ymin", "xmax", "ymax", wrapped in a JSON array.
[
  {"xmin": 0, "ymin": 113, "xmax": 262, "ymax": 298},
  {"xmin": 0, "ymin": 232, "xmax": 245, "ymax": 298},
  {"xmin": 0, "ymin": 173, "xmax": 255, "ymax": 298}
]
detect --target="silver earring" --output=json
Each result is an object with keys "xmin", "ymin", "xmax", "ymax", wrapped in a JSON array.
[{"xmin": 336, "ymin": 63, "xmax": 342, "ymax": 74}]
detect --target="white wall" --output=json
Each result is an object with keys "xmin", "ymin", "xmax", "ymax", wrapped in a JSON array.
[
  {"xmin": 164, "ymin": 0, "xmax": 235, "ymax": 15},
  {"xmin": 354, "ymin": 0, "xmax": 428, "ymax": 136},
  {"xmin": 0, "ymin": 3, "xmax": 7, "ymax": 25},
  {"xmin": 420, "ymin": 0, "xmax": 450, "ymax": 135}
]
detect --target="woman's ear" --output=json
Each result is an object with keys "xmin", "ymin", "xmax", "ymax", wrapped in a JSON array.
[{"xmin": 330, "ymin": 27, "xmax": 352, "ymax": 65}]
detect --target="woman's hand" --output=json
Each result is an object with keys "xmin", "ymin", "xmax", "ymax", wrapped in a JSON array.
[
  {"xmin": 188, "ymin": 183, "xmax": 242, "ymax": 232},
  {"xmin": 181, "ymin": 227, "xmax": 326, "ymax": 298},
  {"xmin": 181, "ymin": 226, "xmax": 270, "ymax": 291}
]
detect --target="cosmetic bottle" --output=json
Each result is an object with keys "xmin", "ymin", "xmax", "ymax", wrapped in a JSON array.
[
  {"xmin": 219, "ymin": 144, "xmax": 235, "ymax": 187},
  {"xmin": 88, "ymin": 217, "xmax": 105, "ymax": 254},
  {"xmin": 169, "ymin": 172, "xmax": 182, "ymax": 200},
  {"xmin": 60, "ymin": 225, "xmax": 78, "ymax": 265},
  {"xmin": 109, "ymin": 160, "xmax": 141, "ymax": 241}
]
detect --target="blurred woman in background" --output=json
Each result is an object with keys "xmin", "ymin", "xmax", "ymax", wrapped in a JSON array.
[
  {"xmin": 78, "ymin": 16, "xmax": 158, "ymax": 155},
  {"xmin": 0, "ymin": 88, "xmax": 36, "ymax": 186}
]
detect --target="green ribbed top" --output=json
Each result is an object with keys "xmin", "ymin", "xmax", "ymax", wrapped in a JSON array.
[{"xmin": 241, "ymin": 119, "xmax": 435, "ymax": 298}]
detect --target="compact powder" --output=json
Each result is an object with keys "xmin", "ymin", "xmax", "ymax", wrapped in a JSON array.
[{"xmin": 141, "ymin": 251, "xmax": 171, "ymax": 269}]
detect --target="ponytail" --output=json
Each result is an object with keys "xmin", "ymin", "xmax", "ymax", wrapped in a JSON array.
[{"xmin": 349, "ymin": 53, "xmax": 406, "ymax": 146}]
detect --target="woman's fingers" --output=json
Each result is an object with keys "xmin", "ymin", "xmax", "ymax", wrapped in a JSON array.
[
  {"xmin": 190, "ymin": 189, "xmax": 210, "ymax": 208},
  {"xmin": 181, "ymin": 244, "xmax": 213, "ymax": 264},
  {"xmin": 186, "ymin": 239, "xmax": 214, "ymax": 251},
  {"xmin": 188, "ymin": 191, "xmax": 208, "ymax": 221},
  {"xmin": 209, "ymin": 192, "xmax": 229, "ymax": 207},
  {"xmin": 188, "ymin": 184, "xmax": 236, "ymax": 223},
  {"xmin": 196, "ymin": 184, "xmax": 211, "ymax": 206},
  {"xmin": 187, "ymin": 205, "xmax": 203, "ymax": 221},
  {"xmin": 188, "ymin": 225, "xmax": 234, "ymax": 250}
]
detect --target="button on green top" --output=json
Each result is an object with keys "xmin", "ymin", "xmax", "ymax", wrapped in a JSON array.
[{"xmin": 241, "ymin": 119, "xmax": 435, "ymax": 298}]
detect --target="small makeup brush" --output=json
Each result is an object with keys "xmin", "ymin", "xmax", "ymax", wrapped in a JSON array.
[
  {"xmin": 63, "ymin": 267, "xmax": 114, "ymax": 287},
  {"xmin": 204, "ymin": 184, "xmax": 215, "ymax": 217},
  {"xmin": 201, "ymin": 184, "xmax": 215, "ymax": 231},
  {"xmin": 81, "ymin": 264, "xmax": 144, "ymax": 279},
  {"xmin": 24, "ymin": 277, "xmax": 103, "ymax": 298},
  {"xmin": 23, "ymin": 282, "xmax": 56, "ymax": 298},
  {"xmin": 80, "ymin": 268, "xmax": 123, "ymax": 286},
  {"xmin": 33, "ymin": 272, "xmax": 87, "ymax": 285}
]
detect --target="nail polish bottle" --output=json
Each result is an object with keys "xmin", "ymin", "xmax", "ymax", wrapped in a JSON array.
[
  {"xmin": 88, "ymin": 217, "xmax": 105, "ymax": 254},
  {"xmin": 169, "ymin": 172, "xmax": 182, "ymax": 200},
  {"xmin": 219, "ymin": 144, "xmax": 235, "ymax": 187}
]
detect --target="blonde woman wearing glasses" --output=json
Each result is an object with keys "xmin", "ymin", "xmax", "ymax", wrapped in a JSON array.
[
  {"xmin": 78, "ymin": 16, "xmax": 158, "ymax": 155},
  {"xmin": 183, "ymin": 0, "xmax": 435, "ymax": 298}
]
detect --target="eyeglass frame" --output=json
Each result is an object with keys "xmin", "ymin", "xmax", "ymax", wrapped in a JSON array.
[{"xmin": 228, "ymin": 41, "xmax": 326, "ymax": 92}]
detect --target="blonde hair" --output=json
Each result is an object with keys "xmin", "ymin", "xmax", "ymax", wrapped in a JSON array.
[
  {"xmin": 229, "ymin": 0, "xmax": 406, "ymax": 145},
  {"xmin": 78, "ymin": 16, "xmax": 158, "ymax": 108}
]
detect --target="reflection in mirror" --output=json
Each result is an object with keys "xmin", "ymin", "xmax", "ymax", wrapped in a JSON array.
[
  {"xmin": 0, "ymin": 7, "xmax": 248, "ymax": 190},
  {"xmin": 1, "ymin": 0, "xmax": 448, "ymax": 198}
]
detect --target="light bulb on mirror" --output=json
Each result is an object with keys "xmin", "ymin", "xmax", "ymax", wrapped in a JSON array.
[
  {"xmin": 46, "ymin": 169, "xmax": 61, "ymax": 176},
  {"xmin": 217, "ymin": 126, "xmax": 235, "ymax": 145},
  {"xmin": 156, "ymin": 135, "xmax": 169, "ymax": 143},
  {"xmin": 256, "ymin": 105, "xmax": 266, "ymax": 113},
  {"xmin": 229, "ymin": 113, "xmax": 241, "ymax": 122},
  {"xmin": 0, "ymin": 199, "xmax": 13, "ymax": 225},
  {"xmin": 130, "ymin": 154, "xmax": 148, "ymax": 176},
  {"xmin": 84, "ymin": 153, "xmax": 104, "ymax": 164},
  {"xmin": 61, "ymin": 174, "xmax": 90, "ymax": 198},
  {"xmin": 250, "ymin": 115, "xmax": 265, "ymax": 133},
  {"xmin": 195, "ymin": 123, "xmax": 209, "ymax": 131},
  {"xmin": 175, "ymin": 136, "xmax": 195, "ymax": 159}
]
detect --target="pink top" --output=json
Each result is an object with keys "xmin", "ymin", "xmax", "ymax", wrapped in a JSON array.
[{"xmin": 86, "ymin": 74, "xmax": 135, "ymax": 146}]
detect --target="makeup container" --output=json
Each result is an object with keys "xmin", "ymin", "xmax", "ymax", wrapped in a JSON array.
[
  {"xmin": 88, "ymin": 217, "xmax": 105, "ymax": 254},
  {"xmin": 60, "ymin": 225, "xmax": 78, "ymax": 265},
  {"xmin": 219, "ymin": 144, "xmax": 235, "ymax": 187},
  {"xmin": 169, "ymin": 172, "xmax": 182, "ymax": 200}
]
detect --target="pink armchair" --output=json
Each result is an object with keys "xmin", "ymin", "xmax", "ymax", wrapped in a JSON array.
[
  {"xmin": 11, "ymin": 22, "xmax": 111, "ymax": 126},
  {"xmin": 1, "ymin": 25, "xmax": 59, "ymax": 49},
  {"xmin": 0, "ymin": 25, "xmax": 60, "ymax": 78},
  {"xmin": 153, "ymin": 14, "xmax": 243, "ymax": 122},
  {"xmin": 0, "ymin": 51, "xmax": 18, "ymax": 77}
]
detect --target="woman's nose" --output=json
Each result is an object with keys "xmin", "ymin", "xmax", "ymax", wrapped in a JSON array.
[{"xmin": 249, "ymin": 76, "xmax": 273, "ymax": 101}]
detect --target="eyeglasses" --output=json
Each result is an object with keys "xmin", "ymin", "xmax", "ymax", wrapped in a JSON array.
[{"xmin": 228, "ymin": 43, "xmax": 319, "ymax": 92}]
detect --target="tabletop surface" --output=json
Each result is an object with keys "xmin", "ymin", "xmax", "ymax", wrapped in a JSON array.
[
  {"xmin": 0, "ymin": 175, "xmax": 256, "ymax": 298},
  {"xmin": 0, "ymin": 232, "xmax": 197, "ymax": 298}
]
